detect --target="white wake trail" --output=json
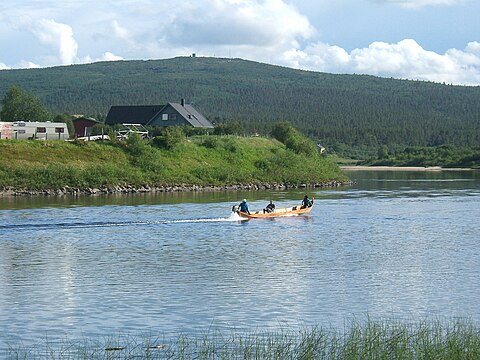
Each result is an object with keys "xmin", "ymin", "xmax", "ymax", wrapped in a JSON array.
[{"xmin": 163, "ymin": 212, "xmax": 247, "ymax": 224}]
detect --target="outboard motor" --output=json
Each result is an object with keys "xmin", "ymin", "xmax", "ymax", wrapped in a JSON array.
[{"xmin": 232, "ymin": 205, "xmax": 239, "ymax": 213}]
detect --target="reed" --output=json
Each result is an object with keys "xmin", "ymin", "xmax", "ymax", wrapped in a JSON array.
[{"xmin": 4, "ymin": 318, "xmax": 479, "ymax": 359}]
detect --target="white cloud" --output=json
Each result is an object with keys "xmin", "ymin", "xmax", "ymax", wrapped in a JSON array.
[
  {"xmin": 100, "ymin": 52, "xmax": 124, "ymax": 62},
  {"xmin": 32, "ymin": 19, "xmax": 78, "ymax": 65},
  {"xmin": 282, "ymin": 43, "xmax": 349, "ymax": 71},
  {"xmin": 162, "ymin": 0, "xmax": 314, "ymax": 48},
  {"xmin": 111, "ymin": 20, "xmax": 132, "ymax": 42},
  {"xmin": 76, "ymin": 0, "xmax": 316, "ymax": 65},
  {"xmin": 80, "ymin": 52, "xmax": 124, "ymax": 64},
  {"xmin": 465, "ymin": 41, "xmax": 480, "ymax": 55},
  {"xmin": 0, "ymin": 0, "xmax": 478, "ymax": 85},
  {"xmin": 16, "ymin": 61, "xmax": 42, "ymax": 69},
  {"xmin": 281, "ymin": 39, "xmax": 480, "ymax": 85}
]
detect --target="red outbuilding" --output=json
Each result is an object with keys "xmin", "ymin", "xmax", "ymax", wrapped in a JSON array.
[{"xmin": 72, "ymin": 116, "xmax": 101, "ymax": 138}]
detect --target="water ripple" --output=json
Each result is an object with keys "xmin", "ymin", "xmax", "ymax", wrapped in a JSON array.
[{"xmin": 1, "ymin": 172, "xmax": 479, "ymax": 348}]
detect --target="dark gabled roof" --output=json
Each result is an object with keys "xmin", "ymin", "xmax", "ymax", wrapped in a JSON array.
[
  {"xmin": 161, "ymin": 103, "xmax": 214, "ymax": 128},
  {"xmin": 105, "ymin": 102, "xmax": 214, "ymax": 128},
  {"xmin": 105, "ymin": 105, "xmax": 165, "ymax": 126}
]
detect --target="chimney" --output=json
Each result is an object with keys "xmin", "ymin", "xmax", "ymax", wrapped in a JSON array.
[{"xmin": 181, "ymin": 98, "xmax": 185, "ymax": 107}]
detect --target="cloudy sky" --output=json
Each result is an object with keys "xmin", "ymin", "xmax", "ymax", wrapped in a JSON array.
[{"xmin": 1, "ymin": 0, "xmax": 479, "ymax": 85}]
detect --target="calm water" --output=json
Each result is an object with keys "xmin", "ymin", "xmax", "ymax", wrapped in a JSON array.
[{"xmin": 0, "ymin": 170, "xmax": 479, "ymax": 349}]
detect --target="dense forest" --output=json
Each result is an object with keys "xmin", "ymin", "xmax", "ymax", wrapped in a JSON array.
[{"xmin": 0, "ymin": 56, "xmax": 479, "ymax": 158}]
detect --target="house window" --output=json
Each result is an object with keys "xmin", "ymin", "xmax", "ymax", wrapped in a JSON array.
[
  {"xmin": 36, "ymin": 127, "xmax": 46, "ymax": 133},
  {"xmin": 55, "ymin": 127, "xmax": 65, "ymax": 133},
  {"xmin": 170, "ymin": 113, "xmax": 176, "ymax": 121},
  {"xmin": 162, "ymin": 114, "xmax": 168, "ymax": 121}
]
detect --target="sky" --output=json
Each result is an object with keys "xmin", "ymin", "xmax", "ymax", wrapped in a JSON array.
[{"xmin": 0, "ymin": 0, "xmax": 479, "ymax": 85}]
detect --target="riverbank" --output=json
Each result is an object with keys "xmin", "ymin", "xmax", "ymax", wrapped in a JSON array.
[
  {"xmin": 340, "ymin": 165, "xmax": 474, "ymax": 171},
  {"xmin": 0, "ymin": 136, "xmax": 349, "ymax": 196},
  {"xmin": 0, "ymin": 180, "xmax": 352, "ymax": 197}
]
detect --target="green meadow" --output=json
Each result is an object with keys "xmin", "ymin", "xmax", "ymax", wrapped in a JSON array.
[{"xmin": 0, "ymin": 135, "xmax": 346, "ymax": 191}]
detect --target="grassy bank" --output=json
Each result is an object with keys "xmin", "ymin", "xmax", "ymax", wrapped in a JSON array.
[
  {"xmin": 0, "ymin": 135, "xmax": 347, "ymax": 191},
  {"xmin": 360, "ymin": 145, "xmax": 480, "ymax": 169},
  {"xmin": 5, "ymin": 318, "xmax": 480, "ymax": 359}
]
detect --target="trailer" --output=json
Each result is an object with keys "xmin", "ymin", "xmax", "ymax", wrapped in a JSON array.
[{"xmin": 0, "ymin": 121, "xmax": 70, "ymax": 140}]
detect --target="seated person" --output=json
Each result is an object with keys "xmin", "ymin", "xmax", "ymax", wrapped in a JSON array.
[
  {"xmin": 302, "ymin": 195, "xmax": 313, "ymax": 208},
  {"xmin": 239, "ymin": 199, "xmax": 251, "ymax": 214},
  {"xmin": 264, "ymin": 200, "xmax": 275, "ymax": 213}
]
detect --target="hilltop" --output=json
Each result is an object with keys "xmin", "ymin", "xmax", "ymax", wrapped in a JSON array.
[{"xmin": 1, "ymin": 57, "xmax": 479, "ymax": 157}]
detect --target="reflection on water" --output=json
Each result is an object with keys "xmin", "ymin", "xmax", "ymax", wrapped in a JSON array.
[{"xmin": 0, "ymin": 170, "xmax": 479, "ymax": 348}]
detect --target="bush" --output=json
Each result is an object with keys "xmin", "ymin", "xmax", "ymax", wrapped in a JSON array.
[
  {"xmin": 272, "ymin": 121, "xmax": 317, "ymax": 156},
  {"xmin": 153, "ymin": 127, "xmax": 185, "ymax": 149},
  {"xmin": 124, "ymin": 132, "xmax": 148, "ymax": 156},
  {"xmin": 213, "ymin": 121, "xmax": 244, "ymax": 135},
  {"xmin": 201, "ymin": 137, "xmax": 219, "ymax": 149}
]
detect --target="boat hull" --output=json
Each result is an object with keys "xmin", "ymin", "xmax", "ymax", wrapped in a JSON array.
[{"xmin": 237, "ymin": 203, "xmax": 313, "ymax": 219}]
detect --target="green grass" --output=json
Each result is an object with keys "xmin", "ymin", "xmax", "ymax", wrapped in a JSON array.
[
  {"xmin": 360, "ymin": 145, "xmax": 480, "ymax": 169},
  {"xmin": 326, "ymin": 154, "xmax": 361, "ymax": 166},
  {"xmin": 0, "ymin": 136, "xmax": 348, "ymax": 190},
  {"xmin": 5, "ymin": 318, "xmax": 480, "ymax": 359}
]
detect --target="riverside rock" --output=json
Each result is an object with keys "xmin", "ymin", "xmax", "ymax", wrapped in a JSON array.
[{"xmin": 1, "ymin": 180, "xmax": 353, "ymax": 197}]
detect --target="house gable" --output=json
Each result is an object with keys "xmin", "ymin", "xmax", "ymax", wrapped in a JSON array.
[
  {"xmin": 148, "ymin": 104, "xmax": 191, "ymax": 127},
  {"xmin": 105, "ymin": 101, "xmax": 214, "ymax": 129},
  {"xmin": 146, "ymin": 103, "xmax": 213, "ymax": 128}
]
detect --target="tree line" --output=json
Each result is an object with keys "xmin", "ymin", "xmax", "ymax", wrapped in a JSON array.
[{"xmin": 1, "ymin": 57, "xmax": 479, "ymax": 158}]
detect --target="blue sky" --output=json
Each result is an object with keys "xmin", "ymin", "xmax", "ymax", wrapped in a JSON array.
[{"xmin": 1, "ymin": 0, "xmax": 479, "ymax": 85}]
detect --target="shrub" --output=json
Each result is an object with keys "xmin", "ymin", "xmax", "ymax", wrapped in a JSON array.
[
  {"xmin": 153, "ymin": 127, "xmax": 185, "ymax": 149},
  {"xmin": 124, "ymin": 132, "xmax": 148, "ymax": 156},
  {"xmin": 213, "ymin": 121, "xmax": 244, "ymax": 135},
  {"xmin": 201, "ymin": 137, "xmax": 219, "ymax": 149},
  {"xmin": 272, "ymin": 121, "xmax": 317, "ymax": 156}
]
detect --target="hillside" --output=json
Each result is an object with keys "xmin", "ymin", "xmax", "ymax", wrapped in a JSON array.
[
  {"xmin": 0, "ymin": 136, "xmax": 347, "ymax": 193},
  {"xmin": 1, "ymin": 57, "xmax": 479, "ymax": 157}
]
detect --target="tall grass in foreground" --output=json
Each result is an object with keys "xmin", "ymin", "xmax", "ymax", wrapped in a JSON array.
[{"xmin": 5, "ymin": 319, "xmax": 480, "ymax": 359}]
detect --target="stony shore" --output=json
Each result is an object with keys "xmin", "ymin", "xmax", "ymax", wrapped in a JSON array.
[{"xmin": 0, "ymin": 180, "xmax": 353, "ymax": 197}]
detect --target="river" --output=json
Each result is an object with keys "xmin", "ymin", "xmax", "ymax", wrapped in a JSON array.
[{"xmin": 0, "ymin": 170, "xmax": 479, "ymax": 349}]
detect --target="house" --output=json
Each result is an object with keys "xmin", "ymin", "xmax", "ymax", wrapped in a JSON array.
[
  {"xmin": 105, "ymin": 99, "xmax": 214, "ymax": 129},
  {"xmin": 72, "ymin": 116, "xmax": 101, "ymax": 138},
  {"xmin": 0, "ymin": 121, "xmax": 69, "ymax": 140}
]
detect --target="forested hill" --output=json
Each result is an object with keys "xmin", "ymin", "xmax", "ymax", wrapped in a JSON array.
[{"xmin": 1, "ymin": 56, "xmax": 479, "ymax": 154}]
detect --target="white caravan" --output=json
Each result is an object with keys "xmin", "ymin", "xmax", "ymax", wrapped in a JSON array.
[{"xmin": 0, "ymin": 121, "xmax": 69, "ymax": 140}]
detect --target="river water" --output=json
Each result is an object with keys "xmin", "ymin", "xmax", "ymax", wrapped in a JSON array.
[{"xmin": 0, "ymin": 170, "xmax": 479, "ymax": 349}]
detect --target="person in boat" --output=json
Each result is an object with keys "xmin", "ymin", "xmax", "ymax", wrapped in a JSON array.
[
  {"xmin": 263, "ymin": 200, "xmax": 275, "ymax": 213},
  {"xmin": 239, "ymin": 199, "xmax": 251, "ymax": 215},
  {"xmin": 302, "ymin": 195, "xmax": 313, "ymax": 208}
]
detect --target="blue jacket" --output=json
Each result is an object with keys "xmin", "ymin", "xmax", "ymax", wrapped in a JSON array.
[{"xmin": 239, "ymin": 201, "xmax": 249, "ymax": 213}]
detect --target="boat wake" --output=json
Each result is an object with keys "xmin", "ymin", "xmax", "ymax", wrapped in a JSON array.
[
  {"xmin": 0, "ymin": 213, "xmax": 246, "ymax": 232},
  {"xmin": 165, "ymin": 212, "xmax": 247, "ymax": 224}
]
